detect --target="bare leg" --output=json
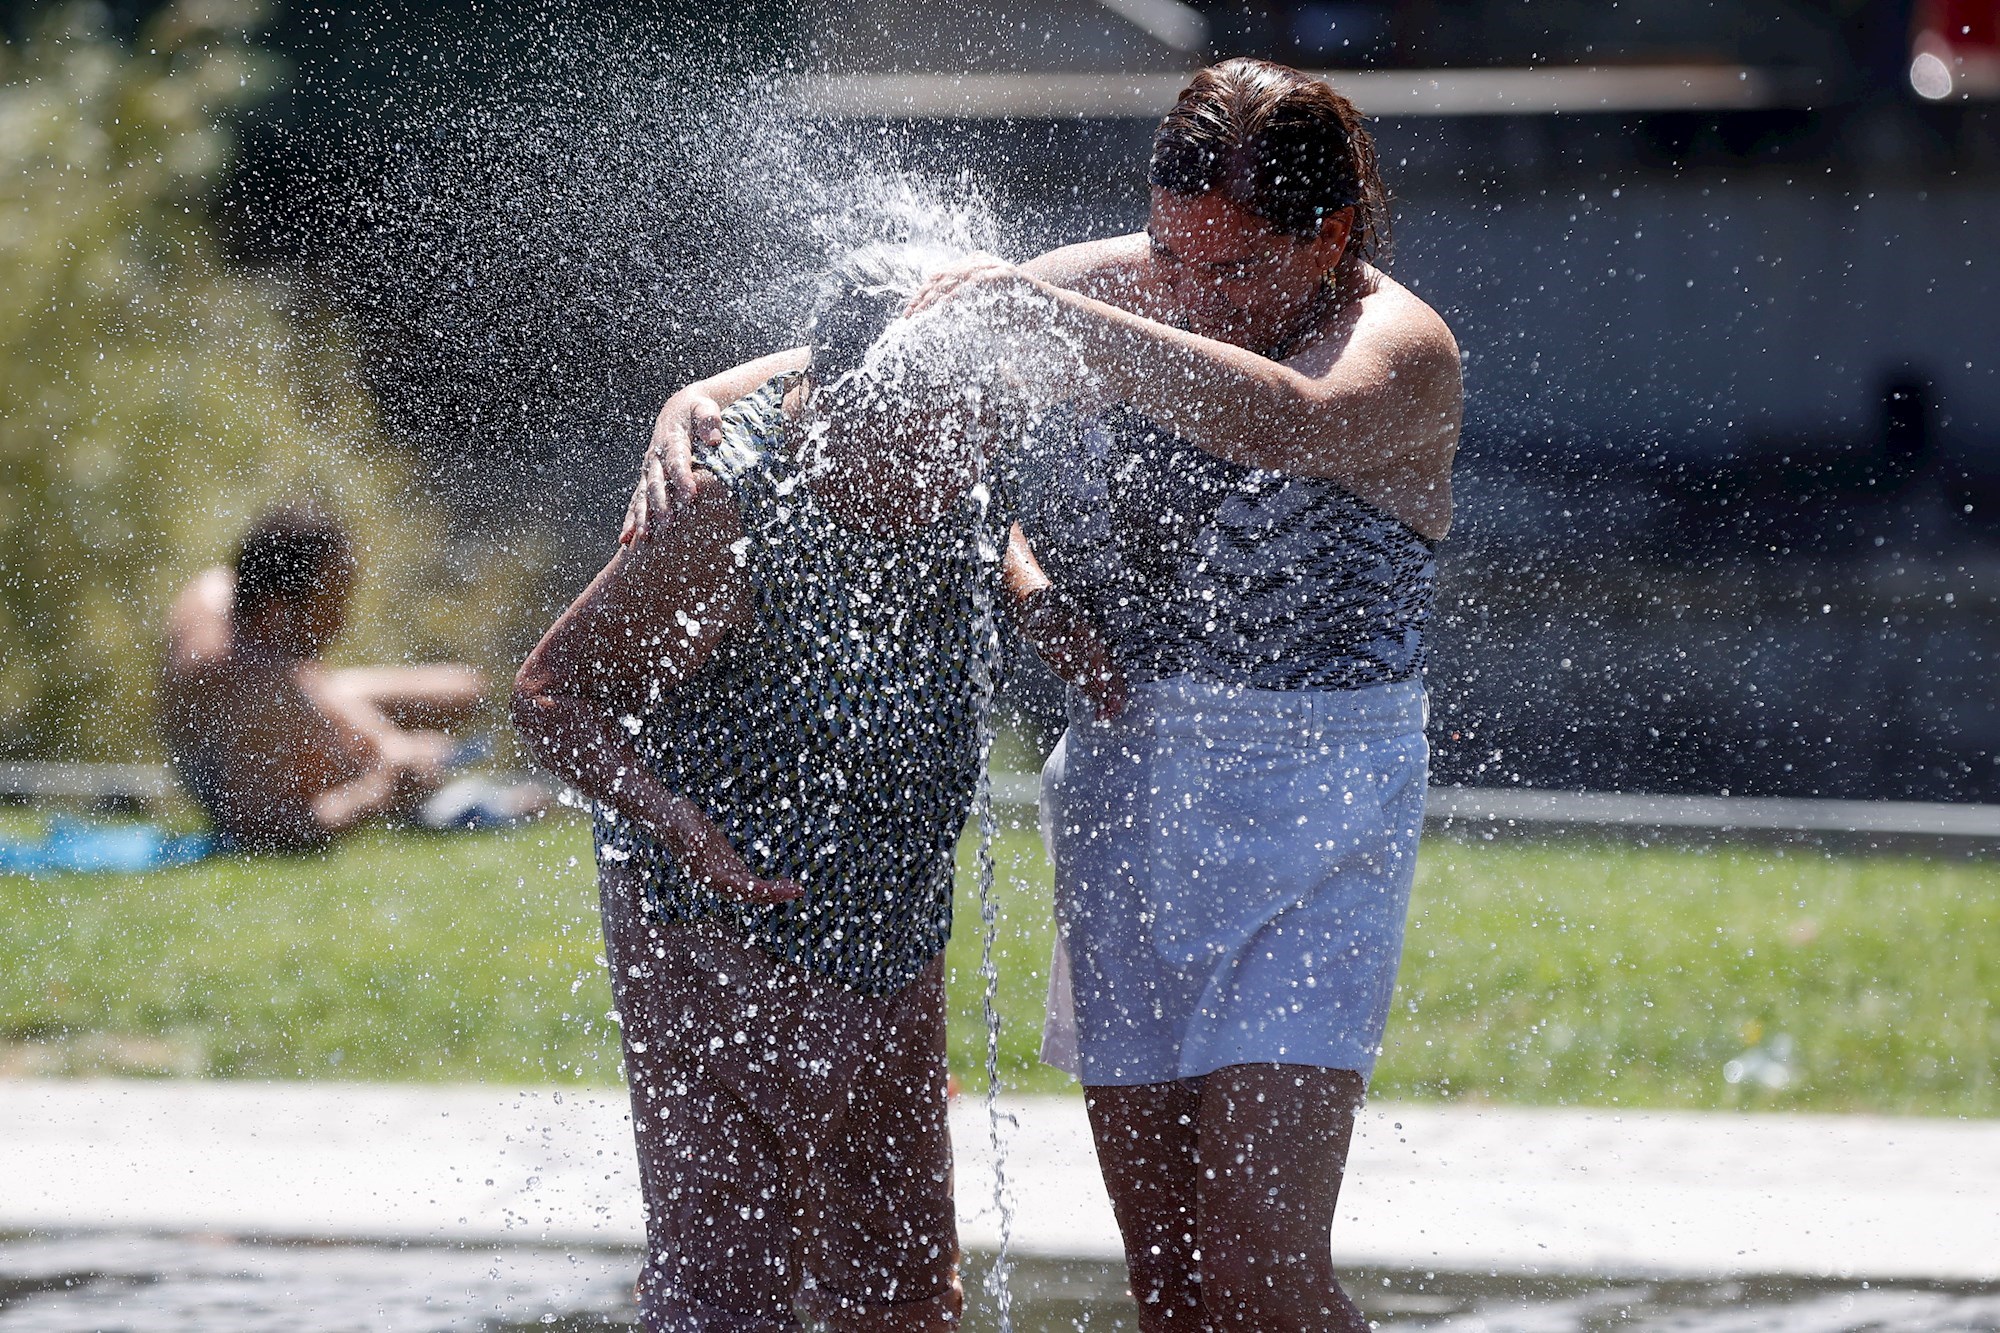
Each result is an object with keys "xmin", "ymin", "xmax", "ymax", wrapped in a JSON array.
[
  {"xmin": 323, "ymin": 664, "xmax": 487, "ymax": 731},
  {"xmin": 1194, "ymin": 1064, "xmax": 1368, "ymax": 1333},
  {"xmin": 803, "ymin": 960, "xmax": 963, "ymax": 1333},
  {"xmin": 600, "ymin": 861, "xmax": 960, "ymax": 1331},
  {"xmin": 1084, "ymin": 1081, "xmax": 1207, "ymax": 1332},
  {"xmin": 597, "ymin": 863, "xmax": 802, "ymax": 1330}
]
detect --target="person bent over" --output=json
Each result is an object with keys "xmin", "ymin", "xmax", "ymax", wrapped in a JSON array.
[{"xmin": 515, "ymin": 244, "xmax": 1116, "ymax": 1331}]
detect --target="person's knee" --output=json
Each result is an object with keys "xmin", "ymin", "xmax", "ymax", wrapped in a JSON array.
[{"xmin": 1196, "ymin": 1231, "xmax": 1336, "ymax": 1328}]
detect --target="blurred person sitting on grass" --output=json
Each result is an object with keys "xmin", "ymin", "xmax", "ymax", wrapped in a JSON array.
[{"xmin": 159, "ymin": 505, "xmax": 546, "ymax": 852}]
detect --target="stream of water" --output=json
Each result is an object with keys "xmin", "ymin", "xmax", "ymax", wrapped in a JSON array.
[{"xmin": 968, "ymin": 509, "xmax": 1019, "ymax": 1333}]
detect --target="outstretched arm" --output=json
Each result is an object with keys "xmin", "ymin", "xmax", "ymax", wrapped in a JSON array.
[
  {"xmin": 307, "ymin": 761, "xmax": 430, "ymax": 840},
  {"xmin": 911, "ymin": 252, "xmax": 1462, "ymax": 538},
  {"xmin": 516, "ymin": 479, "xmax": 803, "ymax": 904},
  {"xmin": 622, "ymin": 347, "xmax": 809, "ymax": 545}
]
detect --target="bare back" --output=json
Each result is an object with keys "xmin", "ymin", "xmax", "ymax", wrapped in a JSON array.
[{"xmin": 160, "ymin": 569, "xmax": 371, "ymax": 845}]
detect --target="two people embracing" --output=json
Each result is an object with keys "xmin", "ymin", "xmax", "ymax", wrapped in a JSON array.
[{"xmin": 515, "ymin": 56, "xmax": 1460, "ymax": 1333}]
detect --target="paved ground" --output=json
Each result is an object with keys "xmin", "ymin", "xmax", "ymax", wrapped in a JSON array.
[{"xmin": 3, "ymin": 1079, "xmax": 1995, "ymax": 1282}]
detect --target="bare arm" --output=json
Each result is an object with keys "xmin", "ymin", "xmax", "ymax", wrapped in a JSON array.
[
  {"xmin": 297, "ymin": 662, "xmax": 449, "ymax": 774},
  {"xmin": 516, "ymin": 478, "xmax": 801, "ymax": 904},
  {"xmin": 927, "ymin": 250, "xmax": 1463, "ymax": 539},
  {"xmin": 1001, "ymin": 526, "xmax": 1125, "ymax": 721},
  {"xmin": 210, "ymin": 748, "xmax": 430, "ymax": 849},
  {"xmin": 622, "ymin": 347, "xmax": 810, "ymax": 543},
  {"xmin": 307, "ymin": 764, "xmax": 413, "ymax": 839},
  {"xmin": 321, "ymin": 664, "xmax": 489, "ymax": 731},
  {"xmin": 1049, "ymin": 281, "xmax": 1456, "ymax": 489}
]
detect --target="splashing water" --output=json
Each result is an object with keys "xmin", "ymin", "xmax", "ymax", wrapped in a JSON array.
[
  {"xmin": 782, "ymin": 166, "xmax": 1034, "ymax": 1324},
  {"xmin": 792, "ymin": 169, "xmax": 1118, "ymax": 1333},
  {"xmin": 353, "ymin": 44, "xmax": 1086, "ymax": 1318},
  {"xmin": 806, "ymin": 167, "xmax": 1002, "ymax": 267},
  {"xmin": 806, "ymin": 166, "xmax": 1047, "ymax": 1333}
]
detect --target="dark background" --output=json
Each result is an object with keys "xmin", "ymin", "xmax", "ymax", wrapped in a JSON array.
[{"xmin": 9, "ymin": 0, "xmax": 1995, "ymax": 800}]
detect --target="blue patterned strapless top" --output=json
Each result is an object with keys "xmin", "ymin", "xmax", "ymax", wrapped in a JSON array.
[
  {"xmin": 1010, "ymin": 405, "xmax": 1435, "ymax": 691},
  {"xmin": 596, "ymin": 374, "xmax": 1009, "ymax": 995}
]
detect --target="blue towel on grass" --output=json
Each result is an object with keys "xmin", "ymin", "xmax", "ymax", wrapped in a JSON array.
[{"xmin": 0, "ymin": 817, "xmax": 218, "ymax": 875}]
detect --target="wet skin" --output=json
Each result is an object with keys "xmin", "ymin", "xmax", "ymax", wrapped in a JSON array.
[
  {"xmin": 910, "ymin": 187, "xmax": 1461, "ymax": 541},
  {"xmin": 626, "ymin": 188, "xmax": 1460, "ymax": 545},
  {"xmin": 1087, "ymin": 1067, "xmax": 1370, "ymax": 1333},
  {"xmin": 998, "ymin": 195, "xmax": 1452, "ymax": 1333}
]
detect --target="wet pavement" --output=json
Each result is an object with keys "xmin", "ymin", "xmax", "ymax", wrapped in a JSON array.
[
  {"xmin": 0, "ymin": 1234, "xmax": 630, "ymax": 1332},
  {"xmin": 3, "ymin": 1237, "xmax": 1999, "ymax": 1332}
]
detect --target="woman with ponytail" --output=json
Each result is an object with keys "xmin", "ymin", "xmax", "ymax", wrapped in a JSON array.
[{"xmin": 911, "ymin": 59, "xmax": 1461, "ymax": 1331}]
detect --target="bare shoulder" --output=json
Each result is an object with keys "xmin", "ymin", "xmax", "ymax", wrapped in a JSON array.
[
  {"xmin": 1024, "ymin": 233, "xmax": 1148, "ymax": 296},
  {"xmin": 1294, "ymin": 270, "xmax": 1462, "ymax": 420},
  {"xmin": 678, "ymin": 471, "xmax": 747, "ymax": 549},
  {"xmin": 163, "ymin": 566, "xmax": 235, "ymax": 670},
  {"xmin": 171, "ymin": 566, "xmax": 233, "ymax": 621},
  {"xmin": 1353, "ymin": 271, "xmax": 1460, "ymax": 382}
]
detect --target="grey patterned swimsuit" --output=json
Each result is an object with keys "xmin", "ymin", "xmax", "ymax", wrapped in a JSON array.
[
  {"xmin": 595, "ymin": 374, "xmax": 1008, "ymax": 995},
  {"xmin": 1012, "ymin": 404, "xmax": 1435, "ymax": 688}
]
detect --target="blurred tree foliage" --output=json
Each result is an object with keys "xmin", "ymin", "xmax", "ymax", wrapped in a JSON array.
[{"xmin": 0, "ymin": 1, "xmax": 535, "ymax": 763}]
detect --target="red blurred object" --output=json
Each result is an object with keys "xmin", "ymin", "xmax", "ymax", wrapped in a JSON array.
[{"xmin": 1910, "ymin": 0, "xmax": 2000, "ymax": 98}]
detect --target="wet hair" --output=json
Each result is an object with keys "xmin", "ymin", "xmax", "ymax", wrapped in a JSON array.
[
  {"xmin": 805, "ymin": 243, "xmax": 937, "ymax": 385},
  {"xmin": 1149, "ymin": 57, "xmax": 1391, "ymax": 264},
  {"xmin": 232, "ymin": 505, "xmax": 356, "ymax": 620}
]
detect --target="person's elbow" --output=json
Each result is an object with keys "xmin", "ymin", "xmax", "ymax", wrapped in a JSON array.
[
  {"xmin": 509, "ymin": 656, "xmax": 564, "ymax": 763},
  {"xmin": 513, "ymin": 645, "xmax": 607, "ymax": 770}
]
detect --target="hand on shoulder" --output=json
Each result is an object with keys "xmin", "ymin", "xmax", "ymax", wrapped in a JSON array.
[
  {"xmin": 623, "ymin": 392, "xmax": 727, "ymax": 546},
  {"xmin": 621, "ymin": 470, "xmax": 745, "ymax": 577}
]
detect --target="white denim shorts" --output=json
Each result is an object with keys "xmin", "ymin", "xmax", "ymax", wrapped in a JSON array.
[{"xmin": 1041, "ymin": 675, "xmax": 1429, "ymax": 1087}]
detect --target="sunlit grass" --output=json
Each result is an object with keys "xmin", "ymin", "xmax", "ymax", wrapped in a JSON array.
[
  {"xmin": 3, "ymin": 811, "xmax": 1994, "ymax": 1114},
  {"xmin": 2, "ymin": 818, "xmax": 612, "ymax": 1083},
  {"xmin": 1381, "ymin": 837, "xmax": 1997, "ymax": 1115}
]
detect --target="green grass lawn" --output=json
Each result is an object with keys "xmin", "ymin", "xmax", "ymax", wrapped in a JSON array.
[{"xmin": 4, "ymin": 810, "xmax": 1995, "ymax": 1115}]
